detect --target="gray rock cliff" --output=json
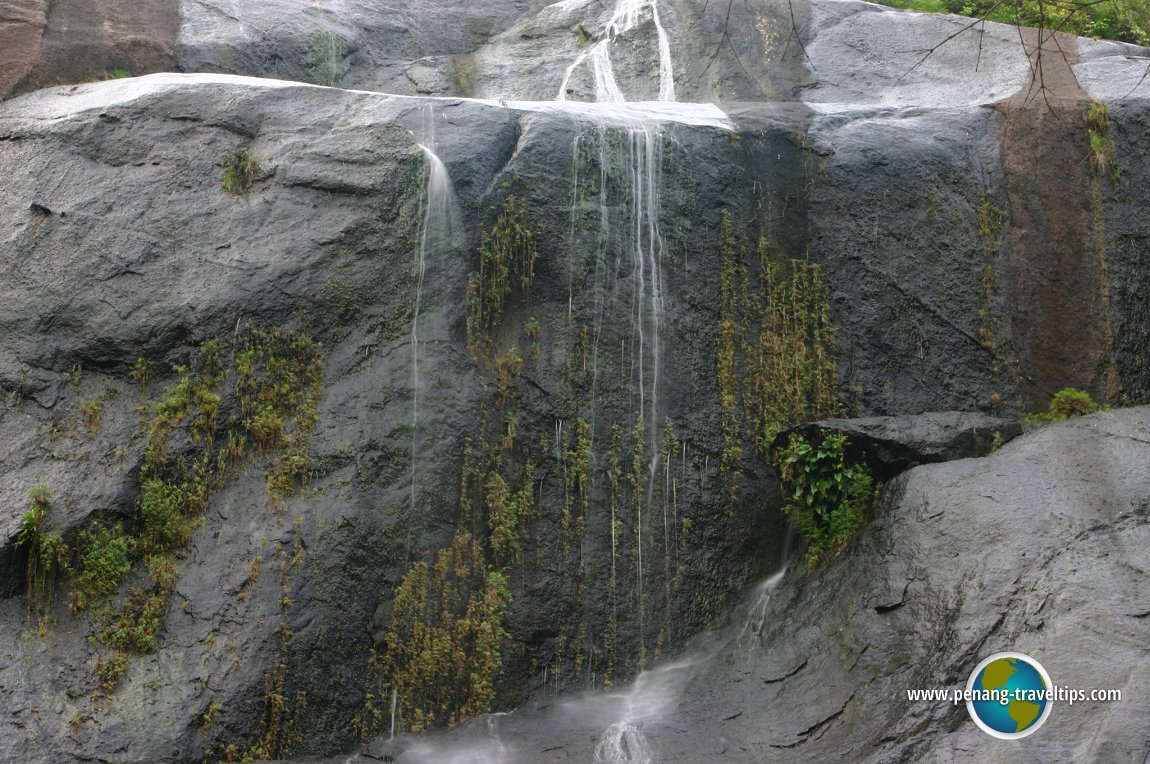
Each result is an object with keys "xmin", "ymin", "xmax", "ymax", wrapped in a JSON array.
[{"xmin": 0, "ymin": 0, "xmax": 1148, "ymax": 761}]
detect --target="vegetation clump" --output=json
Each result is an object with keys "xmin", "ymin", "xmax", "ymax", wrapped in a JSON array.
[
  {"xmin": 360, "ymin": 199, "xmax": 543, "ymax": 738},
  {"xmin": 717, "ymin": 211, "xmax": 843, "ymax": 502},
  {"xmin": 373, "ymin": 532, "xmax": 510, "ymax": 733},
  {"xmin": 778, "ymin": 430, "xmax": 876, "ymax": 568},
  {"xmin": 976, "ymin": 193, "xmax": 1004, "ymax": 362},
  {"xmin": 222, "ymin": 148, "xmax": 261, "ymax": 196},
  {"xmin": 27, "ymin": 329, "xmax": 322, "ymax": 693},
  {"xmin": 1036, "ymin": 387, "xmax": 1098, "ymax": 421},
  {"xmin": 466, "ymin": 196, "xmax": 538, "ymax": 362},
  {"xmin": 71, "ymin": 523, "xmax": 133, "ymax": 612},
  {"xmin": 16, "ymin": 485, "xmax": 69, "ymax": 614},
  {"xmin": 307, "ymin": 30, "xmax": 347, "ymax": 87},
  {"xmin": 1086, "ymin": 101, "xmax": 1120, "ymax": 183}
]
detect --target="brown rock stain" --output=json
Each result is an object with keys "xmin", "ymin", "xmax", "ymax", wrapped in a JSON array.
[
  {"xmin": 2, "ymin": 0, "xmax": 179, "ymax": 99},
  {"xmin": 996, "ymin": 28, "xmax": 1114, "ymax": 410}
]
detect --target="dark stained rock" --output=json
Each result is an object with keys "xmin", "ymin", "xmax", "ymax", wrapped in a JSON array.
[
  {"xmin": 0, "ymin": 0, "xmax": 178, "ymax": 100},
  {"xmin": 775, "ymin": 411, "xmax": 1021, "ymax": 479}
]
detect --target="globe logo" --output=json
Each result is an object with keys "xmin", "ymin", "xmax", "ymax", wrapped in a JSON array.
[{"xmin": 966, "ymin": 652, "xmax": 1053, "ymax": 739}]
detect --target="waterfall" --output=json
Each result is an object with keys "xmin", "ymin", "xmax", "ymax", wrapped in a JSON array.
[
  {"xmin": 557, "ymin": 0, "xmax": 676, "ymax": 103},
  {"xmin": 375, "ymin": 565, "xmax": 790, "ymax": 763},
  {"xmin": 410, "ymin": 121, "xmax": 458, "ymax": 524},
  {"xmin": 556, "ymin": 0, "xmax": 680, "ymax": 676}
]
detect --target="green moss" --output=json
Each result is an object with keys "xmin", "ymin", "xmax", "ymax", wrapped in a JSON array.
[
  {"xmin": 80, "ymin": 398, "xmax": 104, "ymax": 436},
  {"xmin": 718, "ymin": 211, "xmax": 842, "ymax": 501},
  {"xmin": 1043, "ymin": 387, "xmax": 1097, "ymax": 421},
  {"xmin": 717, "ymin": 212, "xmax": 744, "ymax": 502},
  {"xmin": 95, "ymin": 652, "xmax": 129, "ymax": 693},
  {"xmin": 71, "ymin": 523, "xmax": 133, "ymax": 611},
  {"xmin": 486, "ymin": 458, "xmax": 535, "ymax": 569},
  {"xmin": 307, "ymin": 30, "xmax": 347, "ymax": 87},
  {"xmin": 222, "ymin": 148, "xmax": 261, "ymax": 197},
  {"xmin": 466, "ymin": 196, "xmax": 539, "ymax": 362},
  {"xmin": 36, "ymin": 330, "xmax": 328, "ymax": 691},
  {"xmin": 240, "ymin": 541, "xmax": 308, "ymax": 761},
  {"xmin": 373, "ymin": 532, "xmax": 510, "ymax": 733},
  {"xmin": 525, "ymin": 316, "xmax": 541, "ymax": 361},
  {"xmin": 976, "ymin": 192, "xmax": 1004, "ymax": 384}
]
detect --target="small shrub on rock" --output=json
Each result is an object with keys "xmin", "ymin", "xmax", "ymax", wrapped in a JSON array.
[{"xmin": 778, "ymin": 430, "xmax": 877, "ymax": 567}]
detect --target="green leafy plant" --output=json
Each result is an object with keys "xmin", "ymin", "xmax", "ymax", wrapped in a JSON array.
[
  {"xmin": 222, "ymin": 148, "xmax": 261, "ymax": 196},
  {"xmin": 129, "ymin": 357, "xmax": 152, "ymax": 394},
  {"xmin": 778, "ymin": 431, "xmax": 876, "ymax": 567}
]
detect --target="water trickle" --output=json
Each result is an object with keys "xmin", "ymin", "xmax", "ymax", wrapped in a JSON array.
[{"xmin": 558, "ymin": 0, "xmax": 676, "ymax": 103}]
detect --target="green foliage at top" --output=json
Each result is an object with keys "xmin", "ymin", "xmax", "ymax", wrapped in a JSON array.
[
  {"xmin": 873, "ymin": 0, "xmax": 1150, "ymax": 44},
  {"xmin": 778, "ymin": 431, "xmax": 876, "ymax": 568},
  {"xmin": 222, "ymin": 148, "xmax": 261, "ymax": 197},
  {"xmin": 466, "ymin": 196, "xmax": 539, "ymax": 362}
]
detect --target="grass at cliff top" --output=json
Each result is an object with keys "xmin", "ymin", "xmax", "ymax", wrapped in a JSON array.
[{"xmin": 874, "ymin": 0, "xmax": 1149, "ymax": 46}]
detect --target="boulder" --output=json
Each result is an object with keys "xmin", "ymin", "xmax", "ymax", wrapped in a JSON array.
[{"xmin": 775, "ymin": 411, "xmax": 1021, "ymax": 479}]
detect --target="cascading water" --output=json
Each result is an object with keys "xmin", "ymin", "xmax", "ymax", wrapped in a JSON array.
[
  {"xmin": 557, "ymin": 0, "xmax": 677, "ymax": 103},
  {"xmin": 409, "ymin": 113, "xmax": 459, "ymax": 532},
  {"xmin": 554, "ymin": 0, "xmax": 682, "ymax": 672},
  {"xmin": 375, "ymin": 1, "xmax": 752, "ymax": 758}
]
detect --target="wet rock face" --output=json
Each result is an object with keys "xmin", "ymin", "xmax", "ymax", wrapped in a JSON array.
[
  {"xmin": 0, "ymin": 77, "xmax": 801, "ymax": 761},
  {"xmin": 1, "ymin": 0, "xmax": 1149, "ymax": 761},
  {"xmin": 659, "ymin": 408, "xmax": 1150, "ymax": 763},
  {"xmin": 280, "ymin": 408, "xmax": 1150, "ymax": 764}
]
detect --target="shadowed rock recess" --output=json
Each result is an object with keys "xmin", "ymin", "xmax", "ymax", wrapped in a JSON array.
[{"xmin": 0, "ymin": 0, "xmax": 1147, "ymax": 762}]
